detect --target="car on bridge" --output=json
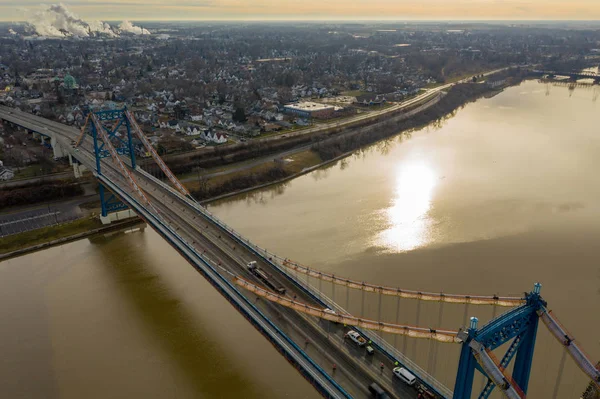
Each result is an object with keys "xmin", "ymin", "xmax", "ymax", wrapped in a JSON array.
[
  {"xmin": 368, "ymin": 382, "xmax": 390, "ymax": 398},
  {"xmin": 344, "ymin": 330, "xmax": 367, "ymax": 346},
  {"xmin": 393, "ymin": 367, "xmax": 417, "ymax": 386}
]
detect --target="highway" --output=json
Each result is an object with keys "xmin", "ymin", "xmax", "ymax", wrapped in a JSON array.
[{"xmin": 0, "ymin": 105, "xmax": 444, "ymax": 398}]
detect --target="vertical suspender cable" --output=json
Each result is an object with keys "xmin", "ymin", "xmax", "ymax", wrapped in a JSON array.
[
  {"xmin": 413, "ymin": 300, "xmax": 422, "ymax": 359},
  {"xmin": 393, "ymin": 294, "xmax": 401, "ymax": 348},
  {"xmin": 552, "ymin": 348, "xmax": 568, "ymax": 399}
]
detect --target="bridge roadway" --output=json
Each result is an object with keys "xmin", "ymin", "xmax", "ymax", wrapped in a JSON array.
[{"xmin": 0, "ymin": 106, "xmax": 447, "ymax": 398}]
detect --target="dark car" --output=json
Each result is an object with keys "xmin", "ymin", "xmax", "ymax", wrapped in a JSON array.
[{"xmin": 368, "ymin": 382, "xmax": 390, "ymax": 398}]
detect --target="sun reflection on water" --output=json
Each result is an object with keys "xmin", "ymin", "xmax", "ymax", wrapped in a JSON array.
[{"xmin": 378, "ymin": 161, "xmax": 437, "ymax": 251}]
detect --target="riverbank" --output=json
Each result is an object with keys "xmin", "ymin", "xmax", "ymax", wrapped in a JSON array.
[
  {"xmin": 1, "ymin": 73, "xmax": 518, "ymax": 255},
  {"xmin": 0, "ymin": 217, "xmax": 142, "ymax": 260},
  {"xmin": 193, "ymin": 81, "xmax": 515, "ymax": 203}
]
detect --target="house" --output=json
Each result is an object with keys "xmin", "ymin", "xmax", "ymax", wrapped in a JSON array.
[
  {"xmin": 262, "ymin": 123, "xmax": 282, "ymax": 133},
  {"xmin": 200, "ymin": 129, "xmax": 227, "ymax": 144},
  {"xmin": 186, "ymin": 126, "xmax": 200, "ymax": 136},
  {"xmin": 0, "ymin": 160, "xmax": 14, "ymax": 181},
  {"xmin": 200, "ymin": 129, "xmax": 214, "ymax": 142},
  {"xmin": 214, "ymin": 132, "xmax": 227, "ymax": 144},
  {"xmin": 354, "ymin": 94, "xmax": 387, "ymax": 107}
]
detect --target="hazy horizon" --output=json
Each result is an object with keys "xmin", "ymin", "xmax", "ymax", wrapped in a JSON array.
[{"xmin": 2, "ymin": 1, "xmax": 600, "ymax": 23}]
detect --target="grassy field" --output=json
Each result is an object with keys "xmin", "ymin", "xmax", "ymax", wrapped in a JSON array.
[
  {"xmin": 341, "ymin": 90, "xmax": 370, "ymax": 97},
  {"xmin": 282, "ymin": 150, "xmax": 322, "ymax": 174},
  {"xmin": 0, "ymin": 217, "xmax": 103, "ymax": 255},
  {"xmin": 185, "ymin": 149, "xmax": 322, "ymax": 193},
  {"xmin": 259, "ymin": 124, "xmax": 311, "ymax": 138}
]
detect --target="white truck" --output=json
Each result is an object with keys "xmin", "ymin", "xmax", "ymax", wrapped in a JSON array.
[{"xmin": 345, "ymin": 330, "xmax": 367, "ymax": 347}]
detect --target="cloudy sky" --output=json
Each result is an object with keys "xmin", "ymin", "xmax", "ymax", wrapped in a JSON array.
[{"xmin": 2, "ymin": 0, "xmax": 600, "ymax": 21}]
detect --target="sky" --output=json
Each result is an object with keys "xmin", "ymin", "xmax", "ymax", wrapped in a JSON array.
[{"xmin": 2, "ymin": 0, "xmax": 600, "ymax": 22}]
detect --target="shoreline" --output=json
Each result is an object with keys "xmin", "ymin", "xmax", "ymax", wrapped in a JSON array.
[
  {"xmin": 201, "ymin": 83, "xmax": 513, "ymax": 204},
  {"xmin": 197, "ymin": 92, "xmax": 445, "ymax": 203},
  {"xmin": 2, "ymin": 77, "xmax": 522, "ymax": 256},
  {"xmin": 0, "ymin": 218, "xmax": 143, "ymax": 261}
]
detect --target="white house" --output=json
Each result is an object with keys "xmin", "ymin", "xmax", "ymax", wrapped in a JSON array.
[
  {"xmin": 186, "ymin": 126, "xmax": 200, "ymax": 136},
  {"xmin": 0, "ymin": 160, "xmax": 14, "ymax": 181},
  {"xmin": 200, "ymin": 130, "xmax": 227, "ymax": 144}
]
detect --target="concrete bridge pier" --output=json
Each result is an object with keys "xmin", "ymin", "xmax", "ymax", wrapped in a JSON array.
[
  {"xmin": 72, "ymin": 161, "xmax": 87, "ymax": 178},
  {"xmin": 50, "ymin": 136, "xmax": 67, "ymax": 158},
  {"xmin": 99, "ymin": 209, "xmax": 137, "ymax": 225},
  {"xmin": 98, "ymin": 183, "xmax": 137, "ymax": 225}
]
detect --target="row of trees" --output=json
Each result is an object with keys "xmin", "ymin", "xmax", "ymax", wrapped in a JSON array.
[
  {"xmin": 0, "ymin": 181, "xmax": 83, "ymax": 208},
  {"xmin": 311, "ymin": 83, "xmax": 495, "ymax": 161}
]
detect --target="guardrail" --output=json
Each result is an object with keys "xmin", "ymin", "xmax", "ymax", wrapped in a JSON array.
[
  {"xmin": 136, "ymin": 168, "xmax": 454, "ymax": 398},
  {"xmin": 5, "ymin": 105, "xmax": 453, "ymax": 397},
  {"xmin": 98, "ymin": 173, "xmax": 352, "ymax": 399}
]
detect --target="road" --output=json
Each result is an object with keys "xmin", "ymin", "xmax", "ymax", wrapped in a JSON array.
[
  {"xmin": 255, "ymin": 67, "xmax": 508, "ymax": 143},
  {"xmin": 178, "ymin": 67, "xmax": 508, "ymax": 182},
  {"xmin": 0, "ymin": 171, "xmax": 73, "ymax": 188},
  {"xmin": 1, "ymin": 105, "xmax": 437, "ymax": 398}
]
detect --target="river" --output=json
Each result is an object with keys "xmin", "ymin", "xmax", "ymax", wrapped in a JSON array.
[{"xmin": 1, "ymin": 79, "xmax": 599, "ymax": 399}]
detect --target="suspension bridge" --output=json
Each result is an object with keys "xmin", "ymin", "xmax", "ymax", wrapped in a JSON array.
[{"xmin": 1, "ymin": 104, "xmax": 598, "ymax": 399}]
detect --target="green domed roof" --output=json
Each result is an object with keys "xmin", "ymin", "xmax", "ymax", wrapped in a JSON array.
[{"xmin": 64, "ymin": 74, "xmax": 77, "ymax": 89}]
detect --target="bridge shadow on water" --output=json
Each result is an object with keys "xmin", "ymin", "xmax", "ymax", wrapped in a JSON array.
[{"xmin": 87, "ymin": 229, "xmax": 270, "ymax": 399}]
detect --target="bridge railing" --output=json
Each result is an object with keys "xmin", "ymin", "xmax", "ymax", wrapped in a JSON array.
[
  {"xmin": 136, "ymin": 168, "xmax": 454, "ymax": 397},
  {"xmin": 98, "ymin": 172, "xmax": 352, "ymax": 399}
]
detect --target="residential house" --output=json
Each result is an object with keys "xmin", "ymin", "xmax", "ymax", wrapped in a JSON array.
[{"xmin": 0, "ymin": 160, "xmax": 14, "ymax": 181}]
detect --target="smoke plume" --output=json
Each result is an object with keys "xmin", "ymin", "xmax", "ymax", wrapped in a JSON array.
[
  {"xmin": 119, "ymin": 20, "xmax": 150, "ymax": 35},
  {"xmin": 27, "ymin": 3, "xmax": 149, "ymax": 38}
]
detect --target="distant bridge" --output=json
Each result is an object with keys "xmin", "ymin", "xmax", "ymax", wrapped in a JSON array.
[
  {"xmin": 1, "ymin": 105, "xmax": 598, "ymax": 399},
  {"xmin": 531, "ymin": 69, "xmax": 600, "ymax": 82}
]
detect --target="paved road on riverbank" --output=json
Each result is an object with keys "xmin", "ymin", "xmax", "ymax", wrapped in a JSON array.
[
  {"xmin": 0, "ymin": 171, "xmax": 73, "ymax": 188},
  {"xmin": 181, "ymin": 68, "xmax": 509, "ymax": 182}
]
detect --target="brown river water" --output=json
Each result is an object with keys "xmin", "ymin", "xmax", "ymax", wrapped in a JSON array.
[{"xmin": 1, "ymin": 79, "xmax": 599, "ymax": 399}]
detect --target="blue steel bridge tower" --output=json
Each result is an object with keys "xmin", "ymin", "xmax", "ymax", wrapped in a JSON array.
[
  {"xmin": 81, "ymin": 108, "xmax": 137, "ymax": 218},
  {"xmin": 453, "ymin": 283, "xmax": 545, "ymax": 399}
]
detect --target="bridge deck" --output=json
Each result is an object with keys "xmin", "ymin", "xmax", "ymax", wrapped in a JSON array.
[{"xmin": 1, "ymin": 105, "xmax": 453, "ymax": 399}]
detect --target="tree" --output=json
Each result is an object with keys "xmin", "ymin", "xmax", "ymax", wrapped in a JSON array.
[
  {"xmin": 233, "ymin": 107, "xmax": 247, "ymax": 123},
  {"xmin": 38, "ymin": 154, "xmax": 54, "ymax": 174}
]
